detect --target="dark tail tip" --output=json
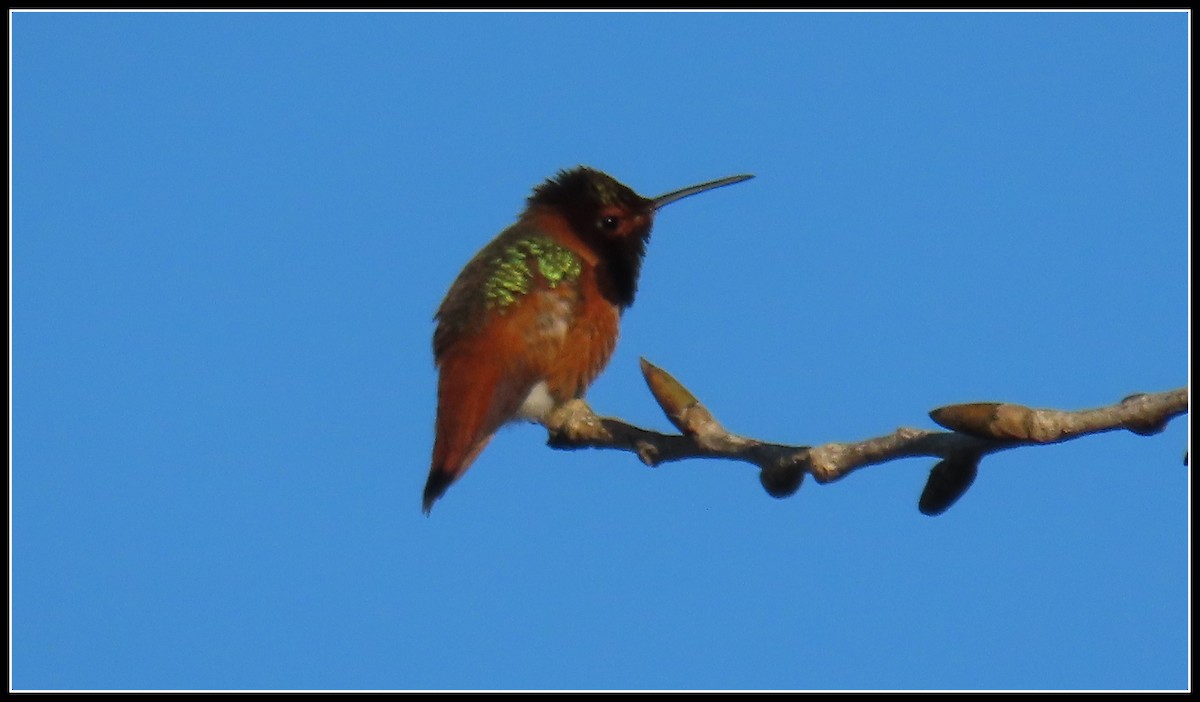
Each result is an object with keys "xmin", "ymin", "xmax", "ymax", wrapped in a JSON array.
[{"xmin": 422, "ymin": 469, "xmax": 455, "ymax": 515}]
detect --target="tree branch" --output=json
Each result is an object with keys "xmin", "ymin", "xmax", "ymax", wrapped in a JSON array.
[{"xmin": 542, "ymin": 359, "xmax": 1188, "ymax": 515}]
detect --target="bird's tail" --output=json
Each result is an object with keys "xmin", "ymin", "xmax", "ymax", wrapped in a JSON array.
[
  {"xmin": 423, "ymin": 429, "xmax": 493, "ymax": 514},
  {"xmin": 423, "ymin": 357, "xmax": 505, "ymax": 514}
]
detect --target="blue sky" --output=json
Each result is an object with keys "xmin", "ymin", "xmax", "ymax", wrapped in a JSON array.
[{"xmin": 11, "ymin": 10, "xmax": 1188, "ymax": 691}]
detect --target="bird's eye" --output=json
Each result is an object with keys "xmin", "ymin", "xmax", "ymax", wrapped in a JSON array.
[{"xmin": 599, "ymin": 216, "xmax": 620, "ymax": 231}]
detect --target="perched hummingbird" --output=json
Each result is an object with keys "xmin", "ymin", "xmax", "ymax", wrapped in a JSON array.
[{"xmin": 424, "ymin": 166, "xmax": 753, "ymax": 513}]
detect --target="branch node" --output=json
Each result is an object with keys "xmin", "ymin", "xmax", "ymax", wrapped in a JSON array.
[
  {"xmin": 805, "ymin": 445, "xmax": 843, "ymax": 484},
  {"xmin": 1120, "ymin": 393, "xmax": 1171, "ymax": 436},
  {"xmin": 635, "ymin": 441, "xmax": 660, "ymax": 466}
]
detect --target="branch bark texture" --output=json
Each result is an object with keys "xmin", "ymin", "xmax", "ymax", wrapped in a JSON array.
[{"xmin": 541, "ymin": 359, "xmax": 1188, "ymax": 516}]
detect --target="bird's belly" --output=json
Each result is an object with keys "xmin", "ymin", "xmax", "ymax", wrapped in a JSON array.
[{"xmin": 515, "ymin": 380, "xmax": 556, "ymax": 421}]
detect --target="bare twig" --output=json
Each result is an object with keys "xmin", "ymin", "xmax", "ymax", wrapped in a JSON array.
[{"xmin": 541, "ymin": 359, "xmax": 1188, "ymax": 515}]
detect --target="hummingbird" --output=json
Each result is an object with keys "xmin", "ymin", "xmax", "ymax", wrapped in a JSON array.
[{"xmin": 424, "ymin": 166, "xmax": 753, "ymax": 513}]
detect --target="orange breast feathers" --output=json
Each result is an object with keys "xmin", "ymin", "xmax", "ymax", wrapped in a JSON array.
[{"xmin": 435, "ymin": 257, "xmax": 619, "ymax": 426}]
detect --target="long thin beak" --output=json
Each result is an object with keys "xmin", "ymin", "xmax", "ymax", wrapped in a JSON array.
[{"xmin": 651, "ymin": 174, "xmax": 754, "ymax": 210}]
